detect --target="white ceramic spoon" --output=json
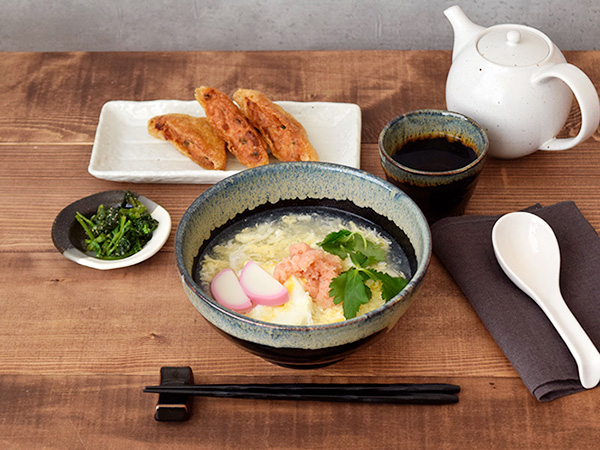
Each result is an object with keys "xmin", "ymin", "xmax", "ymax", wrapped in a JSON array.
[{"xmin": 492, "ymin": 212, "xmax": 600, "ymax": 389}]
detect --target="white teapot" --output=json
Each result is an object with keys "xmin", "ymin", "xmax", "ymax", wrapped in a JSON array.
[{"xmin": 445, "ymin": 5, "xmax": 600, "ymax": 159}]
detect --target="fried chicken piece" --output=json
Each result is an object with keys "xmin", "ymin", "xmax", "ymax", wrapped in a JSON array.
[
  {"xmin": 148, "ymin": 114, "xmax": 227, "ymax": 170},
  {"xmin": 233, "ymin": 88, "xmax": 319, "ymax": 162},
  {"xmin": 195, "ymin": 86, "xmax": 269, "ymax": 168}
]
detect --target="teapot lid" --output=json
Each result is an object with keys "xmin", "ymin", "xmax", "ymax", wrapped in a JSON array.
[{"xmin": 477, "ymin": 26, "xmax": 550, "ymax": 67}]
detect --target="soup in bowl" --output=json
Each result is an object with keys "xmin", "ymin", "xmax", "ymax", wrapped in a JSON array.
[{"xmin": 175, "ymin": 162, "xmax": 431, "ymax": 368}]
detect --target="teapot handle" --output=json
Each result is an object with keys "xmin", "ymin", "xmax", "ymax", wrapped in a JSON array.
[{"xmin": 532, "ymin": 63, "xmax": 600, "ymax": 151}]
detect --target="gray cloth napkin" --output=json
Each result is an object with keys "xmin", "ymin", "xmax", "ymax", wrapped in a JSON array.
[{"xmin": 431, "ymin": 201, "xmax": 600, "ymax": 401}]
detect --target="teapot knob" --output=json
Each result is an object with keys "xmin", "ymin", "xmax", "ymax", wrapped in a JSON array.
[{"xmin": 506, "ymin": 30, "xmax": 521, "ymax": 45}]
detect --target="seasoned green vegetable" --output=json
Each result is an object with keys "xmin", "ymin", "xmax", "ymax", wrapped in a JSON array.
[
  {"xmin": 75, "ymin": 191, "xmax": 158, "ymax": 260},
  {"xmin": 318, "ymin": 229, "xmax": 408, "ymax": 319}
]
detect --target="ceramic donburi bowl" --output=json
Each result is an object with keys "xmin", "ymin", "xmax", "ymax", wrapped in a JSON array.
[{"xmin": 175, "ymin": 162, "xmax": 431, "ymax": 368}]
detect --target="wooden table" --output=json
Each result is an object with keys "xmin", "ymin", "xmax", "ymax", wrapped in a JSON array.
[{"xmin": 1, "ymin": 50, "xmax": 599, "ymax": 448}]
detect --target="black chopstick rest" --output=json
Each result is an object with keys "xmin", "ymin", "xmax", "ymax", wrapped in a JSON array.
[{"xmin": 154, "ymin": 366, "xmax": 194, "ymax": 422}]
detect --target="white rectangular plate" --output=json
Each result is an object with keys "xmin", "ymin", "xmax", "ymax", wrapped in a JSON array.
[{"xmin": 88, "ymin": 99, "xmax": 362, "ymax": 184}]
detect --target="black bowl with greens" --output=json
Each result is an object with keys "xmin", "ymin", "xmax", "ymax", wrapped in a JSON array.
[{"xmin": 52, "ymin": 190, "xmax": 171, "ymax": 270}]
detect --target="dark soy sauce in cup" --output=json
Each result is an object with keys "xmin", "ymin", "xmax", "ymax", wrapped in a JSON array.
[{"xmin": 392, "ymin": 136, "xmax": 477, "ymax": 172}]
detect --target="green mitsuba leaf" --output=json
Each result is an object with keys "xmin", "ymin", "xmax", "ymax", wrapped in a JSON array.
[{"xmin": 320, "ymin": 229, "xmax": 408, "ymax": 319}]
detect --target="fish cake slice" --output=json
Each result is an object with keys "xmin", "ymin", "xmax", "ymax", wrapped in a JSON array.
[
  {"xmin": 233, "ymin": 88, "xmax": 319, "ymax": 162},
  {"xmin": 148, "ymin": 114, "xmax": 227, "ymax": 170},
  {"xmin": 195, "ymin": 86, "xmax": 269, "ymax": 168}
]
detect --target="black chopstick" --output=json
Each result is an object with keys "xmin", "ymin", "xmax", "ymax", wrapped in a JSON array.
[{"xmin": 143, "ymin": 383, "xmax": 460, "ymax": 405}]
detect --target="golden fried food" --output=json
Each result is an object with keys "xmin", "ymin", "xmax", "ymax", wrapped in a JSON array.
[
  {"xmin": 195, "ymin": 86, "xmax": 269, "ymax": 168},
  {"xmin": 148, "ymin": 114, "xmax": 227, "ymax": 170},
  {"xmin": 233, "ymin": 88, "xmax": 319, "ymax": 162}
]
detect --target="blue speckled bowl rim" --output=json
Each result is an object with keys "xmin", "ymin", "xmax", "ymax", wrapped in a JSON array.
[
  {"xmin": 378, "ymin": 109, "xmax": 489, "ymax": 177},
  {"xmin": 176, "ymin": 162, "xmax": 431, "ymax": 336}
]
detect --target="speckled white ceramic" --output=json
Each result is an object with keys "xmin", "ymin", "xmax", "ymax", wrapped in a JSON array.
[
  {"xmin": 445, "ymin": 5, "xmax": 600, "ymax": 159},
  {"xmin": 175, "ymin": 162, "xmax": 431, "ymax": 368},
  {"xmin": 89, "ymin": 100, "xmax": 361, "ymax": 183}
]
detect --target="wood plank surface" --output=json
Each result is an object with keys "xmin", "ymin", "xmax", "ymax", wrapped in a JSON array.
[{"xmin": 1, "ymin": 50, "xmax": 600, "ymax": 448}]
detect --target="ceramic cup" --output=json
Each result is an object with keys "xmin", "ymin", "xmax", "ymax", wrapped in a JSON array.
[{"xmin": 378, "ymin": 109, "xmax": 489, "ymax": 224}]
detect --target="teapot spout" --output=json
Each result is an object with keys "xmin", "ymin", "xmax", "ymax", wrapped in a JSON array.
[{"xmin": 444, "ymin": 5, "xmax": 485, "ymax": 61}]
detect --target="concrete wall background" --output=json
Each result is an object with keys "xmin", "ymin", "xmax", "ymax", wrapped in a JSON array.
[{"xmin": 1, "ymin": 0, "xmax": 599, "ymax": 52}]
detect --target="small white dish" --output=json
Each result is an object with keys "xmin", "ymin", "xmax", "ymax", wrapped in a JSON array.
[
  {"xmin": 88, "ymin": 99, "xmax": 362, "ymax": 184},
  {"xmin": 52, "ymin": 190, "xmax": 171, "ymax": 270}
]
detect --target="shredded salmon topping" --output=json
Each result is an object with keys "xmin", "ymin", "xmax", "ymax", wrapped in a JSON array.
[{"xmin": 273, "ymin": 243, "xmax": 342, "ymax": 308}]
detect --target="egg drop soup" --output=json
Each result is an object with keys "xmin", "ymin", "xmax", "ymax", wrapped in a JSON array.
[{"xmin": 195, "ymin": 207, "xmax": 412, "ymax": 326}]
